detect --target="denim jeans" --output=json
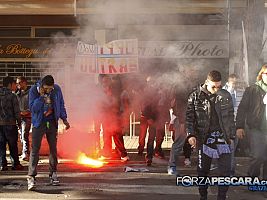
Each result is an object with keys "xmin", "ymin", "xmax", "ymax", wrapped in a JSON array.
[
  {"xmin": 0, "ymin": 125, "xmax": 20, "ymax": 167},
  {"xmin": 20, "ymin": 117, "xmax": 31, "ymax": 156},
  {"xmin": 28, "ymin": 121, "xmax": 58, "ymax": 177},
  {"xmin": 248, "ymin": 128, "xmax": 267, "ymax": 179},
  {"xmin": 168, "ymin": 118, "xmax": 186, "ymax": 167}
]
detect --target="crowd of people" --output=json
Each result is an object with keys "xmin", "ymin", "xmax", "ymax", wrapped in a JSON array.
[{"xmin": 1, "ymin": 64, "xmax": 267, "ymax": 200}]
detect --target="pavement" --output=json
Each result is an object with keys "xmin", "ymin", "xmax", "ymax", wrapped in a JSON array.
[{"xmin": 0, "ymin": 152, "xmax": 267, "ymax": 200}]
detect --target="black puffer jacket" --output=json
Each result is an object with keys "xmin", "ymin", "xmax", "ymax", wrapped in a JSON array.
[
  {"xmin": 0, "ymin": 87, "xmax": 21, "ymax": 126},
  {"xmin": 236, "ymin": 84, "xmax": 265, "ymax": 129},
  {"xmin": 186, "ymin": 84, "xmax": 235, "ymax": 143}
]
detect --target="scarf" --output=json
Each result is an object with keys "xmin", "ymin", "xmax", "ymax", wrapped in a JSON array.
[{"xmin": 202, "ymin": 131, "xmax": 231, "ymax": 159}]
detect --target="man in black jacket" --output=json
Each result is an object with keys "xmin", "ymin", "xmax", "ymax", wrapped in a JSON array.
[
  {"xmin": 0, "ymin": 76, "xmax": 23, "ymax": 171},
  {"xmin": 186, "ymin": 70, "xmax": 235, "ymax": 200},
  {"xmin": 236, "ymin": 64, "xmax": 267, "ymax": 179},
  {"xmin": 138, "ymin": 77, "xmax": 159, "ymax": 166}
]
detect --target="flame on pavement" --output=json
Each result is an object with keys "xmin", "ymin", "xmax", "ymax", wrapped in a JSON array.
[{"xmin": 77, "ymin": 152, "xmax": 106, "ymax": 168}]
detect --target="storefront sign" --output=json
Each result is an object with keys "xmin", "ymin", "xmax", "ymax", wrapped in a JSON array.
[{"xmin": 139, "ymin": 41, "xmax": 228, "ymax": 58}]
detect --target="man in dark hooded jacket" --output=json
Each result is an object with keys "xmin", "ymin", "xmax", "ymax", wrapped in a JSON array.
[{"xmin": 0, "ymin": 76, "xmax": 22, "ymax": 171}]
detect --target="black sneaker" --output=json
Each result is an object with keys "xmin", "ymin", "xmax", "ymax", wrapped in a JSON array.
[{"xmin": 49, "ymin": 172, "xmax": 60, "ymax": 186}]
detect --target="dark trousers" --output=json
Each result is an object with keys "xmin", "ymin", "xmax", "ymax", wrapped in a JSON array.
[
  {"xmin": 138, "ymin": 116, "xmax": 156, "ymax": 159},
  {"xmin": 155, "ymin": 127, "xmax": 165, "ymax": 154},
  {"xmin": 102, "ymin": 123, "xmax": 127, "ymax": 158},
  {"xmin": 198, "ymin": 146, "xmax": 231, "ymax": 200},
  {"xmin": 183, "ymin": 139, "xmax": 192, "ymax": 159},
  {"xmin": 0, "ymin": 125, "xmax": 20, "ymax": 167},
  {"xmin": 28, "ymin": 121, "xmax": 58, "ymax": 177},
  {"xmin": 248, "ymin": 128, "xmax": 267, "ymax": 179},
  {"xmin": 20, "ymin": 117, "xmax": 31, "ymax": 156}
]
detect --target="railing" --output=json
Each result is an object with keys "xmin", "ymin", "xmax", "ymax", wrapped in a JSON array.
[{"xmin": 129, "ymin": 112, "xmax": 140, "ymax": 139}]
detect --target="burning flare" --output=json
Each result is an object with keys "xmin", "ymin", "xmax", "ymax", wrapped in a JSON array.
[{"xmin": 77, "ymin": 152, "xmax": 106, "ymax": 168}]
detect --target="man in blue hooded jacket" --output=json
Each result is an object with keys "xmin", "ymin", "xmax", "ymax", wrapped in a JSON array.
[{"xmin": 27, "ymin": 75, "xmax": 70, "ymax": 191}]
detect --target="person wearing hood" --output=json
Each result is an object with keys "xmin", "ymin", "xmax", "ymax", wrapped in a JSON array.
[
  {"xmin": 27, "ymin": 75, "xmax": 70, "ymax": 191},
  {"xmin": 236, "ymin": 64, "xmax": 267, "ymax": 180},
  {"xmin": 0, "ymin": 76, "xmax": 22, "ymax": 171},
  {"xmin": 186, "ymin": 70, "xmax": 235, "ymax": 200},
  {"xmin": 16, "ymin": 76, "xmax": 31, "ymax": 161}
]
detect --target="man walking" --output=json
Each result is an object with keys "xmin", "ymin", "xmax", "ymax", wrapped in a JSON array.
[
  {"xmin": 186, "ymin": 70, "xmax": 235, "ymax": 200},
  {"xmin": 27, "ymin": 75, "xmax": 70, "ymax": 191},
  {"xmin": 236, "ymin": 64, "xmax": 267, "ymax": 180}
]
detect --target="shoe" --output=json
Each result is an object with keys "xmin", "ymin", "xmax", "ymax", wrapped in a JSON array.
[
  {"xmin": 12, "ymin": 164, "xmax": 23, "ymax": 170},
  {"xmin": 184, "ymin": 158, "xmax": 191, "ymax": 167},
  {"xmin": 27, "ymin": 176, "xmax": 36, "ymax": 191},
  {"xmin": 146, "ymin": 159, "xmax": 152, "ymax": 166},
  {"xmin": 121, "ymin": 156, "xmax": 129, "ymax": 162},
  {"xmin": 0, "ymin": 166, "xmax": 8, "ymax": 171},
  {"xmin": 154, "ymin": 152, "xmax": 165, "ymax": 159},
  {"xmin": 167, "ymin": 166, "xmax": 177, "ymax": 175},
  {"xmin": 50, "ymin": 172, "xmax": 60, "ymax": 186}
]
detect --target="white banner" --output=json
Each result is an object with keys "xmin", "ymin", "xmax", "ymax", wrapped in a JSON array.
[
  {"xmin": 74, "ymin": 41, "xmax": 98, "ymax": 74},
  {"xmin": 75, "ymin": 39, "xmax": 138, "ymax": 74}
]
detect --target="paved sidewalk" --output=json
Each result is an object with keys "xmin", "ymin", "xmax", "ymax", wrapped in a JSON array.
[{"xmin": 0, "ymin": 154, "xmax": 267, "ymax": 200}]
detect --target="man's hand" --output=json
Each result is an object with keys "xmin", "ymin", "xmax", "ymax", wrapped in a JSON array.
[
  {"xmin": 236, "ymin": 129, "xmax": 245, "ymax": 139},
  {"xmin": 63, "ymin": 120, "xmax": 70, "ymax": 130},
  {"xmin": 188, "ymin": 136, "xmax": 197, "ymax": 148}
]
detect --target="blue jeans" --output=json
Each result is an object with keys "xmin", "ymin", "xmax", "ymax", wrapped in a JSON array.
[
  {"xmin": 28, "ymin": 121, "xmax": 58, "ymax": 177},
  {"xmin": 20, "ymin": 117, "xmax": 31, "ymax": 156},
  {"xmin": 168, "ymin": 119, "xmax": 186, "ymax": 167},
  {"xmin": 0, "ymin": 125, "xmax": 20, "ymax": 167},
  {"xmin": 248, "ymin": 128, "xmax": 267, "ymax": 179}
]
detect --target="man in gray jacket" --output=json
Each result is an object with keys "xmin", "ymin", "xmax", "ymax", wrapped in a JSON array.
[{"xmin": 16, "ymin": 76, "xmax": 31, "ymax": 161}]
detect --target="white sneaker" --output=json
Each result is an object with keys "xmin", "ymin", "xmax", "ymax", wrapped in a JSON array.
[
  {"xmin": 184, "ymin": 158, "xmax": 191, "ymax": 167},
  {"xmin": 27, "ymin": 176, "xmax": 36, "ymax": 191},
  {"xmin": 121, "ymin": 156, "xmax": 130, "ymax": 162}
]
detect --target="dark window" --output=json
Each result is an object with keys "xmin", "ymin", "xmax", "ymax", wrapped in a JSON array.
[
  {"xmin": 0, "ymin": 27, "xmax": 31, "ymax": 37},
  {"xmin": 35, "ymin": 28, "xmax": 76, "ymax": 37}
]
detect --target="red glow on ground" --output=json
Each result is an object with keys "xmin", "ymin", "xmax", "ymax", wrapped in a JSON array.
[{"xmin": 76, "ymin": 152, "xmax": 107, "ymax": 168}]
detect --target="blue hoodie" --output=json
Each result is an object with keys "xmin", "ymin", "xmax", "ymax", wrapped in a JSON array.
[{"xmin": 29, "ymin": 81, "xmax": 67, "ymax": 128}]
